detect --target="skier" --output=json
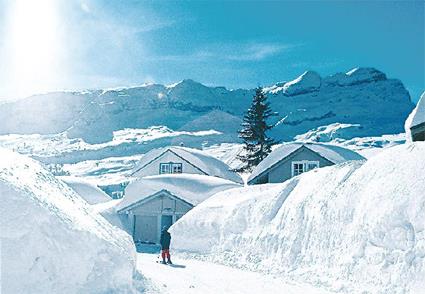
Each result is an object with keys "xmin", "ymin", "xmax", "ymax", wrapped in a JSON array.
[{"xmin": 160, "ymin": 226, "xmax": 172, "ymax": 264}]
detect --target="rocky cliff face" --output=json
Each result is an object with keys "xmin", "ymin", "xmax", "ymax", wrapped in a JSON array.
[{"xmin": 0, "ymin": 67, "xmax": 414, "ymax": 144}]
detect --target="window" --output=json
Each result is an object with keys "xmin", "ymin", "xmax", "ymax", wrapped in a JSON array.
[
  {"xmin": 291, "ymin": 161, "xmax": 319, "ymax": 177},
  {"xmin": 159, "ymin": 162, "xmax": 183, "ymax": 174},
  {"xmin": 160, "ymin": 163, "xmax": 171, "ymax": 174},
  {"xmin": 172, "ymin": 163, "xmax": 182, "ymax": 173},
  {"xmin": 293, "ymin": 162, "xmax": 304, "ymax": 176},
  {"xmin": 307, "ymin": 162, "xmax": 319, "ymax": 171}
]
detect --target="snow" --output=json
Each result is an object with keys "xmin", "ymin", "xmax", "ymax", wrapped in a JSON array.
[
  {"xmin": 0, "ymin": 148, "xmax": 145, "ymax": 293},
  {"xmin": 91, "ymin": 199, "xmax": 126, "ymax": 229},
  {"xmin": 58, "ymin": 176, "xmax": 111, "ymax": 204},
  {"xmin": 294, "ymin": 123, "xmax": 407, "ymax": 158},
  {"xmin": 280, "ymin": 70, "xmax": 322, "ymax": 96},
  {"xmin": 62, "ymin": 154, "xmax": 143, "ymax": 185},
  {"xmin": 117, "ymin": 173, "xmax": 241, "ymax": 211},
  {"xmin": 248, "ymin": 142, "xmax": 365, "ymax": 182},
  {"xmin": 405, "ymin": 92, "xmax": 425, "ymax": 139},
  {"xmin": 324, "ymin": 67, "xmax": 387, "ymax": 86},
  {"xmin": 294, "ymin": 122, "xmax": 363, "ymax": 142},
  {"xmin": 179, "ymin": 110, "xmax": 242, "ymax": 143},
  {"xmin": 0, "ymin": 126, "xmax": 221, "ymax": 162},
  {"xmin": 0, "ymin": 67, "xmax": 414, "ymax": 146},
  {"xmin": 131, "ymin": 146, "xmax": 243, "ymax": 184},
  {"xmin": 327, "ymin": 133, "xmax": 407, "ymax": 158},
  {"xmin": 202, "ymin": 143, "xmax": 245, "ymax": 170},
  {"xmin": 137, "ymin": 253, "xmax": 332, "ymax": 294},
  {"xmin": 343, "ymin": 67, "xmax": 386, "ymax": 85},
  {"xmin": 170, "ymin": 142, "xmax": 425, "ymax": 293}
]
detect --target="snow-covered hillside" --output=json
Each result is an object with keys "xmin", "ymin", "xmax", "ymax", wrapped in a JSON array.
[
  {"xmin": 0, "ymin": 148, "xmax": 145, "ymax": 293},
  {"xmin": 170, "ymin": 143, "xmax": 425, "ymax": 294},
  {"xmin": 294, "ymin": 122, "xmax": 407, "ymax": 158},
  {"xmin": 0, "ymin": 67, "xmax": 413, "ymax": 146},
  {"xmin": 0, "ymin": 126, "xmax": 221, "ymax": 163}
]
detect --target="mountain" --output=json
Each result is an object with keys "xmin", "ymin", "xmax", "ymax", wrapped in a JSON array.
[{"xmin": 0, "ymin": 67, "xmax": 414, "ymax": 146}]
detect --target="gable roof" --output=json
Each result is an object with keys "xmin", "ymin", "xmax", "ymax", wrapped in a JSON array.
[
  {"xmin": 131, "ymin": 146, "xmax": 243, "ymax": 184},
  {"xmin": 116, "ymin": 173, "xmax": 241, "ymax": 212},
  {"xmin": 248, "ymin": 142, "xmax": 365, "ymax": 183}
]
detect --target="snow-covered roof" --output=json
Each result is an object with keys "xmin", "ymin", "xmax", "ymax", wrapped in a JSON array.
[
  {"xmin": 248, "ymin": 142, "xmax": 365, "ymax": 182},
  {"xmin": 117, "ymin": 173, "xmax": 241, "ymax": 211},
  {"xmin": 58, "ymin": 176, "xmax": 111, "ymax": 204},
  {"xmin": 131, "ymin": 146, "xmax": 243, "ymax": 184},
  {"xmin": 406, "ymin": 92, "xmax": 425, "ymax": 130}
]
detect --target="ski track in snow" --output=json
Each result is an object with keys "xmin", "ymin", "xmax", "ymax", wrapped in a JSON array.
[{"xmin": 137, "ymin": 253, "xmax": 332, "ymax": 294}]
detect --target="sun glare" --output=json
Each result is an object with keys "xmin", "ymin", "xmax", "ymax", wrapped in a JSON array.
[{"xmin": 8, "ymin": 0, "xmax": 63, "ymax": 97}]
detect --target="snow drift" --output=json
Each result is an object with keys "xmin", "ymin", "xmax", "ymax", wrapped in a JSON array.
[
  {"xmin": 91, "ymin": 199, "xmax": 126, "ymax": 230},
  {"xmin": 0, "ymin": 148, "xmax": 144, "ymax": 293},
  {"xmin": 58, "ymin": 175, "xmax": 111, "ymax": 204},
  {"xmin": 170, "ymin": 143, "xmax": 425, "ymax": 294}
]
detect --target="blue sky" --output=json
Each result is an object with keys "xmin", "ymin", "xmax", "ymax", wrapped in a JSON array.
[{"xmin": 0, "ymin": 0, "xmax": 423, "ymax": 102}]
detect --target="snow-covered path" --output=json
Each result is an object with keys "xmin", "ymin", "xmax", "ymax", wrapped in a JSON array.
[{"xmin": 137, "ymin": 253, "xmax": 331, "ymax": 294}]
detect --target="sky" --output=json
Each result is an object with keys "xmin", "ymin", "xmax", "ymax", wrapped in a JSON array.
[{"xmin": 0, "ymin": 0, "xmax": 423, "ymax": 102}]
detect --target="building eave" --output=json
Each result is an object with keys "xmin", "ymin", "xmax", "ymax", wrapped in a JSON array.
[
  {"xmin": 117, "ymin": 189, "xmax": 194, "ymax": 213},
  {"xmin": 411, "ymin": 121, "xmax": 425, "ymax": 132}
]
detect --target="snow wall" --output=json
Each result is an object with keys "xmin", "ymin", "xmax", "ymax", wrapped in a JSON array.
[
  {"xmin": 170, "ymin": 143, "xmax": 425, "ymax": 294},
  {"xmin": 0, "ymin": 149, "xmax": 145, "ymax": 293}
]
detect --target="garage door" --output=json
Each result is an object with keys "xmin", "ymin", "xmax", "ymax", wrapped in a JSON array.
[{"xmin": 134, "ymin": 215, "xmax": 158, "ymax": 244}]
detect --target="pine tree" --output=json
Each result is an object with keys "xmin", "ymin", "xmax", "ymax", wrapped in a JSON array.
[{"xmin": 237, "ymin": 87, "xmax": 277, "ymax": 172}]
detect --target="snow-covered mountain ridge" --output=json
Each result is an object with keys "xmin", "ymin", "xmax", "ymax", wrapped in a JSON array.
[{"xmin": 0, "ymin": 67, "xmax": 414, "ymax": 145}]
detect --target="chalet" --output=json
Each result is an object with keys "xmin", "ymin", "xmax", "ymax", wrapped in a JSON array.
[
  {"xmin": 406, "ymin": 92, "xmax": 425, "ymax": 142},
  {"xmin": 131, "ymin": 146, "xmax": 243, "ymax": 184},
  {"xmin": 117, "ymin": 146, "xmax": 243, "ymax": 244},
  {"xmin": 248, "ymin": 142, "xmax": 365, "ymax": 185},
  {"xmin": 116, "ymin": 174, "xmax": 240, "ymax": 244}
]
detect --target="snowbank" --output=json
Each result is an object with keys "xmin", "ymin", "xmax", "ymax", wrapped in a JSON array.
[
  {"xmin": 58, "ymin": 175, "xmax": 111, "ymax": 204},
  {"xmin": 171, "ymin": 143, "xmax": 425, "ymax": 293},
  {"xmin": 0, "ymin": 148, "xmax": 144, "ymax": 293},
  {"xmin": 91, "ymin": 199, "xmax": 125, "ymax": 229}
]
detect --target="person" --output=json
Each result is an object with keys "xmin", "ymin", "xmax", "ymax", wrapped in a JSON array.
[{"xmin": 160, "ymin": 226, "xmax": 172, "ymax": 264}]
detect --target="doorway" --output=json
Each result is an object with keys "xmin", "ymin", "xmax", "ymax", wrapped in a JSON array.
[
  {"xmin": 161, "ymin": 214, "xmax": 173, "ymax": 230},
  {"xmin": 134, "ymin": 215, "xmax": 157, "ymax": 243}
]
